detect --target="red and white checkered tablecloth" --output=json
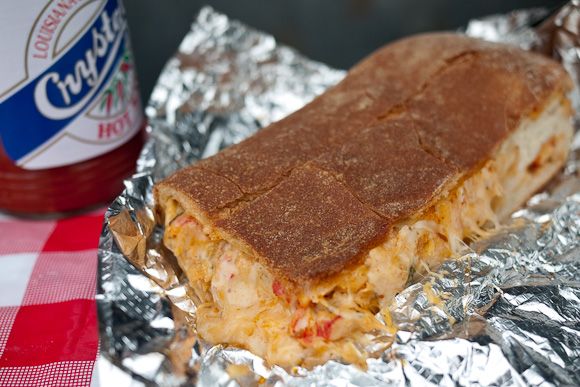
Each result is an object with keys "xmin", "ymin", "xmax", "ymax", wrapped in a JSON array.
[{"xmin": 0, "ymin": 210, "xmax": 104, "ymax": 386}]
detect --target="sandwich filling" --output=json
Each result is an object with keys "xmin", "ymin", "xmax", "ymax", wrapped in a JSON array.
[{"xmin": 161, "ymin": 97, "xmax": 572, "ymax": 367}]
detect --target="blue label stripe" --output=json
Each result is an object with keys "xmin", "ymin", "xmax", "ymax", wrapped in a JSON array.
[{"xmin": 0, "ymin": 0, "xmax": 125, "ymax": 163}]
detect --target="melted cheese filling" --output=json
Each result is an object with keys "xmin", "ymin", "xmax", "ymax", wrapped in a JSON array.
[{"xmin": 162, "ymin": 98, "xmax": 572, "ymax": 368}]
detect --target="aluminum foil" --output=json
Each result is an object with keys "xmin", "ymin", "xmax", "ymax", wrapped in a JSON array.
[{"xmin": 97, "ymin": 5, "xmax": 580, "ymax": 386}]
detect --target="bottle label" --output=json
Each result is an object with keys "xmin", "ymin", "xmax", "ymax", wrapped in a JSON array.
[{"xmin": 0, "ymin": 0, "xmax": 143, "ymax": 170}]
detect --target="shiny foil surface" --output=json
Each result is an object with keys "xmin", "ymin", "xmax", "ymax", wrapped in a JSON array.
[{"xmin": 97, "ymin": 5, "xmax": 580, "ymax": 386}]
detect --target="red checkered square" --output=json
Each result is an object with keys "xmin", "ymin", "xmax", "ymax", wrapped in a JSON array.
[
  {"xmin": 0, "ymin": 360, "xmax": 94, "ymax": 386},
  {"xmin": 0, "ymin": 220, "xmax": 54, "ymax": 255},
  {"xmin": 0, "ymin": 307, "xmax": 19, "ymax": 358},
  {"xmin": 0, "ymin": 211, "xmax": 105, "ymax": 384},
  {"xmin": 21, "ymin": 250, "xmax": 97, "ymax": 306},
  {"xmin": 0, "ymin": 301, "xmax": 98, "ymax": 367},
  {"xmin": 43, "ymin": 215, "xmax": 104, "ymax": 252}
]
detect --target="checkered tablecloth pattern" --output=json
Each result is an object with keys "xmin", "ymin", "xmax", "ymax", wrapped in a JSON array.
[{"xmin": 0, "ymin": 210, "xmax": 104, "ymax": 386}]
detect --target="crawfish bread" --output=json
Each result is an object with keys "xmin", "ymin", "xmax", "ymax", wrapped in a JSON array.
[{"xmin": 154, "ymin": 33, "xmax": 574, "ymax": 368}]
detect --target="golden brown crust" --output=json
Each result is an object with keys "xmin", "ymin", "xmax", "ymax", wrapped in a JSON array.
[
  {"xmin": 409, "ymin": 48, "xmax": 572, "ymax": 170},
  {"xmin": 154, "ymin": 166, "xmax": 244, "ymax": 221},
  {"xmin": 193, "ymin": 33, "xmax": 497, "ymax": 198},
  {"xmin": 216, "ymin": 164, "xmax": 390, "ymax": 280},
  {"xmin": 155, "ymin": 32, "xmax": 572, "ymax": 282},
  {"xmin": 312, "ymin": 118, "xmax": 457, "ymax": 221}
]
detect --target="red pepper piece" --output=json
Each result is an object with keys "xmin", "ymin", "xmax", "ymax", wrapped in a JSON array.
[
  {"xmin": 315, "ymin": 316, "xmax": 342, "ymax": 340},
  {"xmin": 272, "ymin": 280, "xmax": 284, "ymax": 297}
]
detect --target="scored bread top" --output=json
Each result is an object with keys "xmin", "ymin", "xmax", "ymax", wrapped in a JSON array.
[{"xmin": 155, "ymin": 33, "xmax": 572, "ymax": 282}]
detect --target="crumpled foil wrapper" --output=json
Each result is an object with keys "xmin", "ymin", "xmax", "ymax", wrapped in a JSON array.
[{"xmin": 97, "ymin": 5, "xmax": 580, "ymax": 386}]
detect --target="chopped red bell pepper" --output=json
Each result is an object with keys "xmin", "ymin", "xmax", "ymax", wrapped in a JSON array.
[{"xmin": 315, "ymin": 316, "xmax": 342, "ymax": 340}]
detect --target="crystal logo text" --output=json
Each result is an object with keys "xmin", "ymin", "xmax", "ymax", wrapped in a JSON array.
[{"xmin": 33, "ymin": 6, "xmax": 125, "ymax": 120}]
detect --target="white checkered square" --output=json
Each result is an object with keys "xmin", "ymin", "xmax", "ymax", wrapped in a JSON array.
[
  {"xmin": 0, "ymin": 361, "xmax": 94, "ymax": 386},
  {"xmin": 0, "ymin": 253, "xmax": 37, "ymax": 307},
  {"xmin": 22, "ymin": 250, "xmax": 97, "ymax": 306},
  {"xmin": 0, "ymin": 220, "xmax": 54, "ymax": 254}
]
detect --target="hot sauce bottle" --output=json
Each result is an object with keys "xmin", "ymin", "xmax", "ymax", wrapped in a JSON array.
[{"xmin": 0, "ymin": 0, "xmax": 144, "ymax": 214}]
